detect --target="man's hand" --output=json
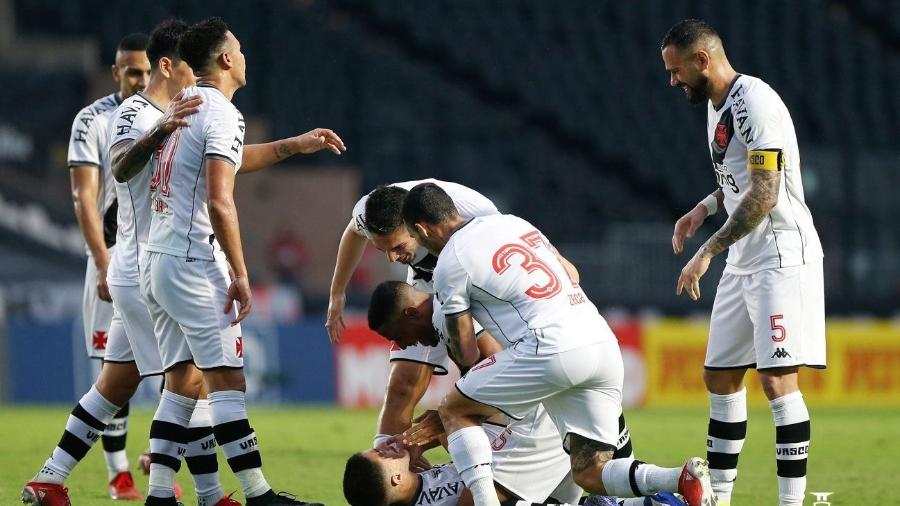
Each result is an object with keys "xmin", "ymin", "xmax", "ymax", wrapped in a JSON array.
[
  {"xmin": 156, "ymin": 90, "xmax": 203, "ymax": 136},
  {"xmin": 325, "ymin": 293, "xmax": 346, "ymax": 344},
  {"xmin": 401, "ymin": 410, "xmax": 445, "ymax": 447},
  {"xmin": 95, "ymin": 259, "xmax": 112, "ymax": 302},
  {"xmin": 676, "ymin": 252, "xmax": 711, "ymax": 301},
  {"xmin": 292, "ymin": 128, "xmax": 346, "ymax": 155},
  {"xmin": 407, "ymin": 444, "xmax": 432, "ymax": 473},
  {"xmin": 672, "ymin": 205, "xmax": 708, "ymax": 255},
  {"xmin": 225, "ymin": 276, "xmax": 252, "ymax": 325}
]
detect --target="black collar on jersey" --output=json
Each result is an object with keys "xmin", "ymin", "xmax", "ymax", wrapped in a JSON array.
[
  {"xmin": 407, "ymin": 474, "xmax": 425, "ymax": 506},
  {"xmin": 136, "ymin": 91, "xmax": 165, "ymax": 113},
  {"xmin": 197, "ymin": 82, "xmax": 219, "ymax": 89},
  {"xmin": 713, "ymin": 73, "xmax": 742, "ymax": 112},
  {"xmin": 448, "ymin": 217, "xmax": 475, "ymax": 238}
]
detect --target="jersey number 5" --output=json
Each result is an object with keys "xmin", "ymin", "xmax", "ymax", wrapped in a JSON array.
[{"xmin": 492, "ymin": 231, "xmax": 562, "ymax": 299}]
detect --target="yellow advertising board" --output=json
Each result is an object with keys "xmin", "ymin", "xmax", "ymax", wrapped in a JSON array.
[{"xmin": 642, "ymin": 319, "xmax": 900, "ymax": 407}]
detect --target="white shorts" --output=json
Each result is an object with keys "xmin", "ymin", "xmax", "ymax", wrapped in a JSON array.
[
  {"xmin": 488, "ymin": 405, "xmax": 582, "ymax": 504},
  {"xmin": 106, "ymin": 284, "xmax": 164, "ymax": 377},
  {"xmin": 83, "ymin": 254, "xmax": 115, "ymax": 359},
  {"xmin": 141, "ymin": 252, "xmax": 243, "ymax": 370},
  {"xmin": 457, "ymin": 339, "xmax": 623, "ymax": 451},
  {"xmin": 707, "ymin": 260, "xmax": 826, "ymax": 371}
]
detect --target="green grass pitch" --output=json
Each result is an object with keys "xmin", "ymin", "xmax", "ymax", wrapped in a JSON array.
[{"xmin": 2, "ymin": 406, "xmax": 896, "ymax": 505}]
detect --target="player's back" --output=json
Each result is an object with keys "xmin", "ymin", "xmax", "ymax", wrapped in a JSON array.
[
  {"xmin": 437, "ymin": 214, "xmax": 614, "ymax": 354},
  {"xmin": 146, "ymin": 84, "xmax": 245, "ymax": 261}
]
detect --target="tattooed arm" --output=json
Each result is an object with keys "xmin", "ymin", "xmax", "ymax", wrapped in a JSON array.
[
  {"xmin": 239, "ymin": 128, "xmax": 345, "ymax": 173},
  {"xmin": 676, "ymin": 170, "xmax": 780, "ymax": 300},
  {"xmin": 445, "ymin": 312, "xmax": 480, "ymax": 368},
  {"xmin": 699, "ymin": 169, "xmax": 780, "ymax": 258}
]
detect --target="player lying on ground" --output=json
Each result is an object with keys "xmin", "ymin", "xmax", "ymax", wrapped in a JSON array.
[
  {"xmin": 363, "ymin": 280, "xmax": 683, "ymax": 506},
  {"xmin": 400, "ymin": 183, "xmax": 717, "ymax": 506},
  {"xmin": 343, "ymin": 447, "xmax": 687, "ymax": 506}
]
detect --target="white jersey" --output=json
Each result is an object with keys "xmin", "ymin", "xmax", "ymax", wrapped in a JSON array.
[
  {"xmin": 147, "ymin": 85, "xmax": 245, "ymax": 260},
  {"xmin": 708, "ymin": 74, "xmax": 822, "ymax": 274},
  {"xmin": 435, "ymin": 214, "xmax": 613, "ymax": 354},
  {"xmin": 413, "ymin": 465, "xmax": 465, "ymax": 506},
  {"xmin": 351, "ymin": 179, "xmax": 499, "ymax": 293},
  {"xmin": 67, "ymin": 92, "xmax": 122, "ymax": 254},
  {"xmin": 106, "ymin": 92, "xmax": 164, "ymax": 286}
]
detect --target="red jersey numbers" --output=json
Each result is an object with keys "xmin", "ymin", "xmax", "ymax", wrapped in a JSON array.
[
  {"xmin": 150, "ymin": 130, "xmax": 181, "ymax": 198},
  {"xmin": 491, "ymin": 230, "xmax": 562, "ymax": 299}
]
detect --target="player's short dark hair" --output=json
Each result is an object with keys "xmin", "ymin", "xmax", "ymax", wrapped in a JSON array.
[
  {"xmin": 365, "ymin": 186, "xmax": 409, "ymax": 236},
  {"xmin": 368, "ymin": 281, "xmax": 407, "ymax": 332},
  {"xmin": 343, "ymin": 452, "xmax": 387, "ymax": 506},
  {"xmin": 117, "ymin": 33, "xmax": 149, "ymax": 52},
  {"xmin": 147, "ymin": 18, "xmax": 188, "ymax": 69},
  {"xmin": 401, "ymin": 183, "xmax": 460, "ymax": 227},
  {"xmin": 178, "ymin": 17, "xmax": 230, "ymax": 74},
  {"xmin": 660, "ymin": 19, "xmax": 721, "ymax": 51}
]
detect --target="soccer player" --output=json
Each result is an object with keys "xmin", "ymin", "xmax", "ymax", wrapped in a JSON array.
[
  {"xmin": 343, "ymin": 449, "xmax": 687, "ymax": 506},
  {"xmin": 140, "ymin": 17, "xmax": 340, "ymax": 506},
  {"xmin": 400, "ymin": 183, "xmax": 715, "ymax": 506},
  {"xmin": 661, "ymin": 19, "xmax": 825, "ymax": 506},
  {"xmin": 366, "ymin": 280, "xmax": 671, "ymax": 506},
  {"xmin": 326, "ymin": 180, "xmax": 501, "ymax": 451},
  {"xmin": 31, "ymin": 32, "xmax": 150, "ymax": 503},
  {"xmin": 105, "ymin": 17, "xmax": 342, "ymax": 505}
]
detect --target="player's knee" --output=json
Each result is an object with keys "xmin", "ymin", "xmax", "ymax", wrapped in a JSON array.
[
  {"xmin": 758, "ymin": 368, "xmax": 799, "ymax": 400},
  {"xmin": 204, "ymin": 367, "xmax": 246, "ymax": 393},
  {"xmin": 703, "ymin": 368, "xmax": 744, "ymax": 394},
  {"xmin": 96, "ymin": 363, "xmax": 141, "ymax": 404}
]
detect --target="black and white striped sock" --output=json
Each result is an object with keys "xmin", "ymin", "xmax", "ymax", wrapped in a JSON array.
[
  {"xmin": 148, "ymin": 390, "xmax": 195, "ymax": 499},
  {"xmin": 33, "ymin": 386, "xmax": 122, "ymax": 484},
  {"xmin": 613, "ymin": 412, "xmax": 634, "ymax": 459},
  {"xmin": 771, "ymin": 391, "xmax": 809, "ymax": 506},
  {"xmin": 209, "ymin": 390, "xmax": 270, "ymax": 499},
  {"xmin": 185, "ymin": 399, "xmax": 225, "ymax": 506},
  {"xmin": 707, "ymin": 388, "xmax": 747, "ymax": 504},
  {"xmin": 102, "ymin": 402, "xmax": 130, "ymax": 480}
]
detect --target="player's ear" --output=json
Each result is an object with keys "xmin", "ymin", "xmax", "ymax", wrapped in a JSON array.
[
  {"xmin": 110, "ymin": 63, "xmax": 120, "ymax": 83},
  {"xmin": 220, "ymin": 50, "xmax": 233, "ymax": 70},
  {"xmin": 158, "ymin": 57, "xmax": 172, "ymax": 79},
  {"xmin": 414, "ymin": 223, "xmax": 428, "ymax": 239},
  {"xmin": 403, "ymin": 306, "xmax": 419, "ymax": 318},
  {"xmin": 390, "ymin": 473, "xmax": 402, "ymax": 486},
  {"xmin": 696, "ymin": 49, "xmax": 710, "ymax": 71}
]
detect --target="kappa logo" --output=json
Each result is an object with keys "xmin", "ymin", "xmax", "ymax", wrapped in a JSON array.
[
  {"xmin": 92, "ymin": 330, "xmax": 108, "ymax": 350},
  {"xmin": 771, "ymin": 347, "xmax": 792, "ymax": 359},
  {"xmin": 811, "ymin": 492, "xmax": 833, "ymax": 505}
]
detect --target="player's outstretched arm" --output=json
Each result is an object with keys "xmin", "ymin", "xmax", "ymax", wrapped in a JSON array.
[
  {"xmin": 325, "ymin": 220, "xmax": 368, "ymax": 343},
  {"xmin": 677, "ymin": 172, "xmax": 779, "ymax": 300},
  {"xmin": 375, "ymin": 361, "xmax": 434, "ymax": 439},
  {"xmin": 445, "ymin": 312, "xmax": 479, "ymax": 368},
  {"xmin": 672, "ymin": 188, "xmax": 723, "ymax": 255},
  {"xmin": 239, "ymin": 127, "xmax": 346, "ymax": 174},
  {"xmin": 208, "ymin": 159, "xmax": 252, "ymax": 325},
  {"xmin": 110, "ymin": 91, "xmax": 202, "ymax": 183},
  {"xmin": 70, "ymin": 166, "xmax": 111, "ymax": 302}
]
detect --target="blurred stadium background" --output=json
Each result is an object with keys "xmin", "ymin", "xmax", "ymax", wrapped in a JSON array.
[{"xmin": 0, "ymin": 0, "xmax": 898, "ymax": 496}]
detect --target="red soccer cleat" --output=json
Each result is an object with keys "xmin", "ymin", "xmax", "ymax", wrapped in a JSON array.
[
  {"xmin": 109, "ymin": 471, "xmax": 143, "ymax": 501},
  {"xmin": 214, "ymin": 492, "xmax": 243, "ymax": 505},
  {"xmin": 21, "ymin": 482, "xmax": 72, "ymax": 506},
  {"xmin": 677, "ymin": 457, "xmax": 717, "ymax": 506}
]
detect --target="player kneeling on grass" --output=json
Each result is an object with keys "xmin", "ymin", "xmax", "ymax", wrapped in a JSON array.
[
  {"xmin": 399, "ymin": 183, "xmax": 717, "ymax": 506},
  {"xmin": 359, "ymin": 280, "xmax": 685, "ymax": 506}
]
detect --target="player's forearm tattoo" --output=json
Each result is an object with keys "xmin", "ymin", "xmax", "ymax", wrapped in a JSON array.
[
  {"xmin": 273, "ymin": 141, "xmax": 293, "ymax": 160},
  {"xmin": 445, "ymin": 316, "xmax": 465, "ymax": 364},
  {"xmin": 699, "ymin": 170, "xmax": 780, "ymax": 258},
  {"xmin": 111, "ymin": 126, "xmax": 167, "ymax": 182}
]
